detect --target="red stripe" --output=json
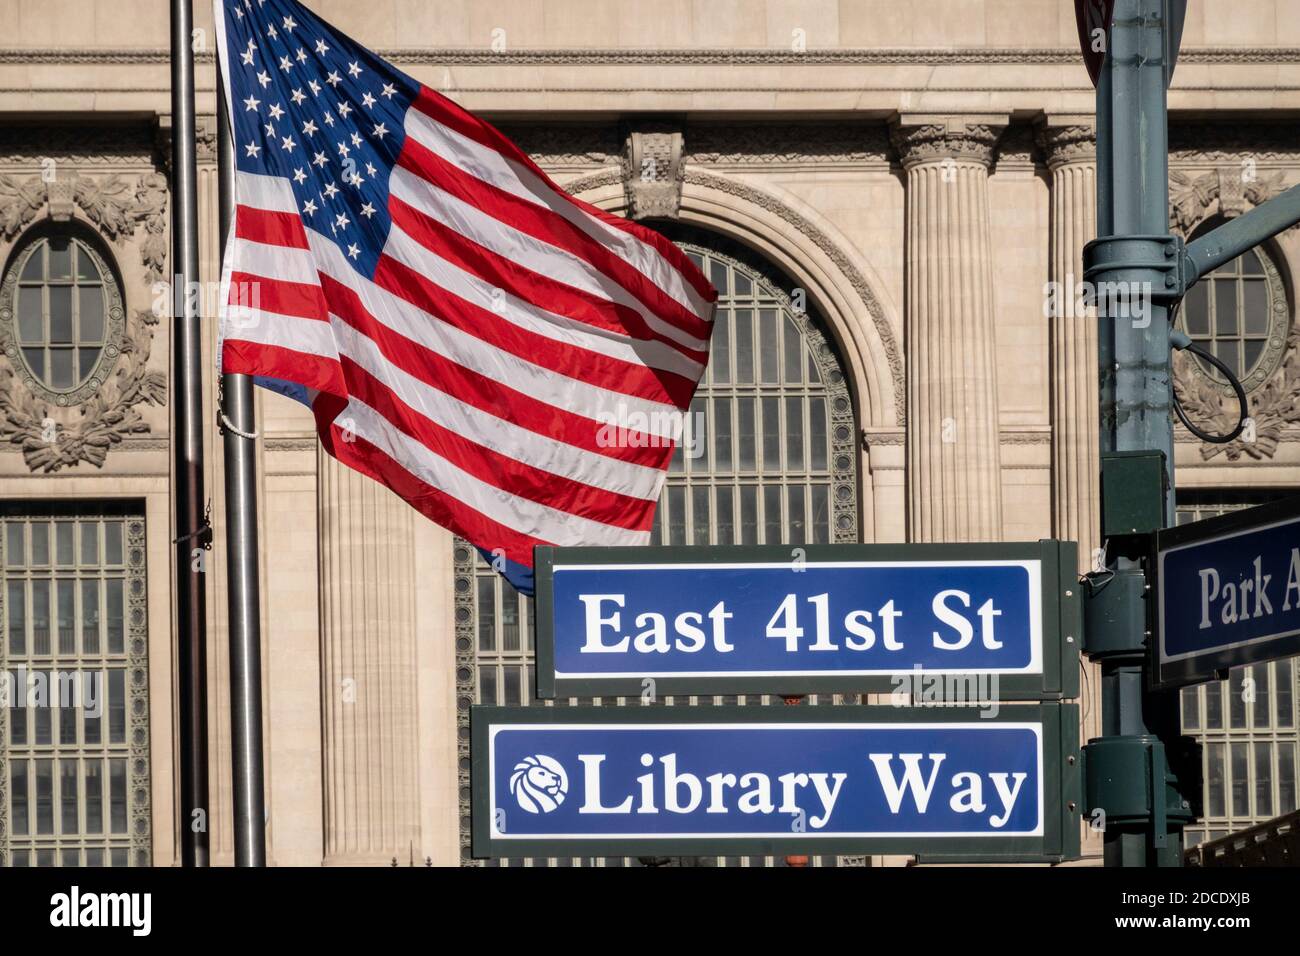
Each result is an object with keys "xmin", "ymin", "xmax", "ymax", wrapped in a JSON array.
[
  {"xmin": 396, "ymin": 134, "xmax": 712, "ymax": 341},
  {"xmin": 339, "ymin": 357, "xmax": 657, "ymax": 530},
  {"xmin": 388, "ymin": 195, "xmax": 708, "ymax": 367},
  {"xmin": 234, "ymin": 205, "xmax": 309, "ymax": 250},
  {"xmin": 228, "ymin": 271, "xmax": 328, "ymax": 322},
  {"xmin": 411, "ymin": 85, "xmax": 716, "ymax": 307},
  {"xmin": 222, "ymin": 338, "xmax": 345, "ymax": 397},
  {"xmin": 316, "ymin": 271, "xmax": 677, "ymax": 471},
  {"xmin": 372, "ymin": 252, "xmax": 700, "ymax": 410},
  {"xmin": 313, "ymin": 393, "xmax": 545, "ymax": 568}
]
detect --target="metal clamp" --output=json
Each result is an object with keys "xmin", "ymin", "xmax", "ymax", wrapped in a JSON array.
[{"xmin": 1082, "ymin": 233, "xmax": 1194, "ymax": 303}]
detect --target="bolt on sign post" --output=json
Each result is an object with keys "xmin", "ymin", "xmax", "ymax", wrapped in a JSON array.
[
  {"xmin": 533, "ymin": 541, "xmax": 1080, "ymax": 700},
  {"xmin": 472, "ymin": 703, "xmax": 1081, "ymax": 862}
]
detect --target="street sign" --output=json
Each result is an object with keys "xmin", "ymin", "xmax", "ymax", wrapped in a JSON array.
[
  {"xmin": 534, "ymin": 541, "xmax": 1079, "ymax": 699},
  {"xmin": 471, "ymin": 703, "xmax": 1081, "ymax": 861},
  {"xmin": 1155, "ymin": 496, "xmax": 1300, "ymax": 688},
  {"xmin": 1074, "ymin": 0, "xmax": 1115, "ymax": 87}
]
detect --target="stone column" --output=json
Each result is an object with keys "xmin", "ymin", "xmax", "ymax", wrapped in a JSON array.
[
  {"xmin": 891, "ymin": 119, "xmax": 1006, "ymax": 542},
  {"xmin": 318, "ymin": 453, "xmax": 422, "ymax": 865},
  {"xmin": 1038, "ymin": 123, "xmax": 1100, "ymax": 572}
]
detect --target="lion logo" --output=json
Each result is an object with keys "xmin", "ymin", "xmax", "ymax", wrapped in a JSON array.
[{"xmin": 510, "ymin": 754, "xmax": 568, "ymax": 813}]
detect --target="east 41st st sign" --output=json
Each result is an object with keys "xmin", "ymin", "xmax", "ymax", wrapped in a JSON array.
[
  {"xmin": 472, "ymin": 704, "xmax": 1081, "ymax": 860},
  {"xmin": 534, "ymin": 542, "xmax": 1080, "ymax": 699}
]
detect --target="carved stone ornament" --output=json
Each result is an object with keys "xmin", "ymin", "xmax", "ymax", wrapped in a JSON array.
[
  {"xmin": 889, "ymin": 123, "xmax": 1003, "ymax": 169},
  {"xmin": 1169, "ymin": 167, "xmax": 1292, "ymax": 237},
  {"xmin": 0, "ymin": 170, "xmax": 169, "ymax": 471},
  {"xmin": 1173, "ymin": 323, "xmax": 1300, "ymax": 462},
  {"xmin": 622, "ymin": 126, "xmax": 685, "ymax": 220},
  {"xmin": 1035, "ymin": 125, "xmax": 1096, "ymax": 169}
]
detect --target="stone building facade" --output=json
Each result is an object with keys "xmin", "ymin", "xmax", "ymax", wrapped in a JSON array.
[{"xmin": 1, "ymin": 0, "xmax": 1298, "ymax": 866}]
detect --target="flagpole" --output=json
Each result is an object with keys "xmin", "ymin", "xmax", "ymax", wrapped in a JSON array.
[
  {"xmin": 170, "ymin": 0, "xmax": 210, "ymax": 867},
  {"xmin": 217, "ymin": 77, "xmax": 269, "ymax": 867}
]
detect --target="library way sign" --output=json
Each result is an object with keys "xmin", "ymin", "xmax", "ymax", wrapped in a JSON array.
[
  {"xmin": 1156, "ymin": 496, "xmax": 1300, "ymax": 688},
  {"xmin": 472, "ymin": 541, "xmax": 1085, "ymax": 861}
]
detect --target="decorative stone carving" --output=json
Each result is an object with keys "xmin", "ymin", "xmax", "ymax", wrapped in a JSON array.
[
  {"xmin": 0, "ymin": 171, "xmax": 170, "ymax": 283},
  {"xmin": 1036, "ymin": 124, "xmax": 1096, "ymax": 169},
  {"xmin": 622, "ymin": 125, "xmax": 685, "ymax": 220},
  {"xmin": 687, "ymin": 124, "xmax": 892, "ymax": 166},
  {"xmin": 890, "ymin": 123, "xmax": 1002, "ymax": 169},
  {"xmin": 0, "ymin": 308, "xmax": 166, "ymax": 472},
  {"xmin": 1169, "ymin": 167, "xmax": 1292, "ymax": 236}
]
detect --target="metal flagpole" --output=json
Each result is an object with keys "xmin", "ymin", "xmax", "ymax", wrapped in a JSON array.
[
  {"xmin": 218, "ymin": 78, "xmax": 268, "ymax": 867},
  {"xmin": 169, "ymin": 0, "xmax": 210, "ymax": 867}
]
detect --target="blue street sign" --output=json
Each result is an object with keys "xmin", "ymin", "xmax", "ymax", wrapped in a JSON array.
[
  {"xmin": 1156, "ymin": 496, "xmax": 1300, "ymax": 688},
  {"xmin": 471, "ymin": 703, "xmax": 1081, "ymax": 860},
  {"xmin": 533, "ymin": 542, "xmax": 1079, "ymax": 699}
]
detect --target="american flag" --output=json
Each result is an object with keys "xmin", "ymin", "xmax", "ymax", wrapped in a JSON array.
[{"xmin": 214, "ymin": 0, "xmax": 716, "ymax": 593}]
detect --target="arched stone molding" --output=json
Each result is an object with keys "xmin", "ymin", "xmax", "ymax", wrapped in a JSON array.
[{"xmin": 563, "ymin": 168, "xmax": 904, "ymax": 433}]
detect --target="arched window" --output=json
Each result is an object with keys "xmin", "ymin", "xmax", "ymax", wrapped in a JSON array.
[
  {"xmin": 1178, "ymin": 223, "xmax": 1290, "ymax": 393},
  {"xmin": 454, "ymin": 230, "xmax": 859, "ymax": 866},
  {"xmin": 1, "ymin": 228, "xmax": 124, "ymax": 403}
]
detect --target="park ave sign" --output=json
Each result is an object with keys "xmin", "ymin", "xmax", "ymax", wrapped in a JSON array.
[{"xmin": 472, "ymin": 704, "xmax": 1081, "ymax": 860}]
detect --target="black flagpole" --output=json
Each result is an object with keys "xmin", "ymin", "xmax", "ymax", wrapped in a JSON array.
[{"xmin": 170, "ymin": 0, "xmax": 210, "ymax": 867}]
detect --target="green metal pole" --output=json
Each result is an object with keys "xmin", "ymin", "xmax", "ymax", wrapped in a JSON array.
[{"xmin": 1090, "ymin": 0, "xmax": 1189, "ymax": 867}]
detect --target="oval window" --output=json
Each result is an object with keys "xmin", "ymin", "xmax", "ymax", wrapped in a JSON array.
[{"xmin": 3, "ymin": 232, "xmax": 123, "ymax": 402}]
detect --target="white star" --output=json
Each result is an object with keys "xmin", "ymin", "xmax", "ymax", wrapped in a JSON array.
[
  {"xmin": 263, "ymin": 122, "xmax": 276, "ymax": 137},
  {"xmin": 347, "ymin": 243, "xmax": 361, "ymax": 260},
  {"xmin": 308, "ymin": 79, "xmax": 322, "ymax": 96},
  {"xmin": 279, "ymin": 55, "xmax": 293, "ymax": 72},
  {"xmin": 338, "ymin": 101, "xmax": 353, "ymax": 119},
  {"xmin": 380, "ymin": 83, "xmax": 396, "ymax": 99},
  {"xmin": 282, "ymin": 15, "xmax": 297, "ymax": 32},
  {"xmin": 243, "ymin": 94, "xmax": 260, "ymax": 112},
  {"xmin": 268, "ymin": 103, "xmax": 285, "ymax": 120},
  {"xmin": 244, "ymin": 141, "xmax": 261, "ymax": 157},
  {"xmin": 335, "ymin": 212, "xmax": 351, "ymax": 229},
  {"xmin": 350, "ymin": 131, "xmax": 364, "ymax": 148},
  {"xmin": 315, "ymin": 39, "xmax": 330, "ymax": 55},
  {"xmin": 293, "ymin": 167, "xmax": 307, "ymax": 184},
  {"xmin": 323, "ymin": 181, "xmax": 339, "ymax": 199},
  {"xmin": 302, "ymin": 119, "xmax": 318, "ymax": 137},
  {"xmin": 361, "ymin": 92, "xmax": 376, "ymax": 109},
  {"xmin": 326, "ymin": 70, "xmax": 342, "ymax": 87},
  {"xmin": 302, "ymin": 199, "xmax": 317, "ymax": 215},
  {"xmin": 337, "ymin": 142, "xmax": 350, "ymax": 158},
  {"xmin": 256, "ymin": 71, "xmax": 271, "ymax": 89},
  {"xmin": 281, "ymin": 136, "xmax": 297, "ymax": 153},
  {"xmin": 360, "ymin": 202, "xmax": 376, "ymax": 218},
  {"xmin": 296, "ymin": 47, "xmax": 308, "ymax": 63},
  {"xmin": 347, "ymin": 61, "xmax": 362, "ymax": 78},
  {"xmin": 312, "ymin": 151, "xmax": 329, "ymax": 168},
  {"xmin": 233, "ymin": 5, "xmax": 243, "ymax": 19},
  {"xmin": 348, "ymin": 170, "xmax": 364, "ymax": 187},
  {"xmin": 240, "ymin": 47, "xmax": 255, "ymax": 66},
  {"xmin": 371, "ymin": 122, "xmax": 388, "ymax": 140},
  {"xmin": 290, "ymin": 88, "xmax": 306, "ymax": 105},
  {"xmin": 365, "ymin": 162, "xmax": 377, "ymax": 177},
  {"xmin": 323, "ymin": 112, "xmax": 335, "ymax": 128},
  {"xmin": 266, "ymin": 23, "xmax": 277, "ymax": 39}
]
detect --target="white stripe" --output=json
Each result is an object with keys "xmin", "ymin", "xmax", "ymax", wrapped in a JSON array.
[
  {"xmin": 224, "ymin": 308, "xmax": 338, "ymax": 360},
  {"xmin": 238, "ymin": 229, "xmax": 680, "ymax": 439},
  {"xmin": 329, "ymin": 320, "xmax": 665, "ymax": 501},
  {"xmin": 382, "ymin": 225, "xmax": 704, "ymax": 381},
  {"xmin": 230, "ymin": 234, "xmax": 319, "ymax": 285},
  {"xmin": 389, "ymin": 166, "xmax": 709, "ymax": 354},
  {"xmin": 337, "ymin": 398, "xmax": 653, "ymax": 547},
  {"xmin": 404, "ymin": 105, "xmax": 713, "ymax": 322},
  {"xmin": 234, "ymin": 170, "xmax": 299, "ymax": 214}
]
